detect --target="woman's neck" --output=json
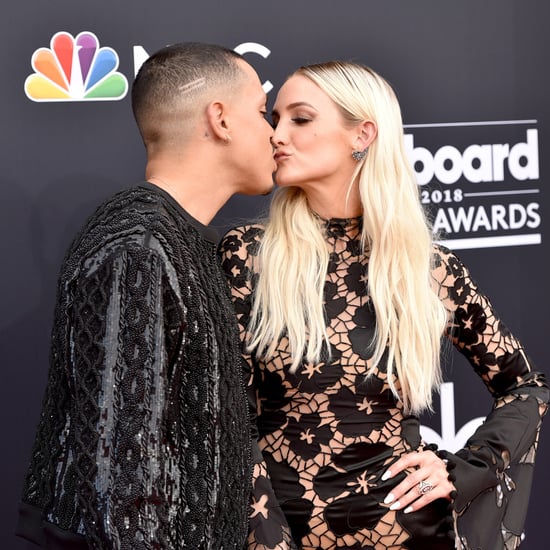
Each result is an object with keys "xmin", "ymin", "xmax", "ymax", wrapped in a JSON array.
[{"xmin": 305, "ymin": 187, "xmax": 363, "ymax": 220}]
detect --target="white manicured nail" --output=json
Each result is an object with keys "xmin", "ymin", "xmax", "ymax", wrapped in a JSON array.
[
  {"xmin": 389, "ymin": 501, "xmax": 401, "ymax": 511},
  {"xmin": 404, "ymin": 506, "xmax": 413, "ymax": 514},
  {"xmin": 383, "ymin": 493, "xmax": 395, "ymax": 505},
  {"xmin": 381, "ymin": 470, "xmax": 392, "ymax": 481}
]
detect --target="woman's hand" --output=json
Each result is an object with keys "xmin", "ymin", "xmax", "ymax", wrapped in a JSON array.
[{"xmin": 381, "ymin": 449, "xmax": 456, "ymax": 514}]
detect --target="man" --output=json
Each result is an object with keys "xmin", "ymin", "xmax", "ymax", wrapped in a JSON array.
[{"xmin": 16, "ymin": 42, "xmax": 275, "ymax": 549}]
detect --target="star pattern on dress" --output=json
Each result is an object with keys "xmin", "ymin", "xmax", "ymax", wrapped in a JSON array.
[
  {"xmin": 250, "ymin": 493, "xmax": 270, "ymax": 520},
  {"xmin": 346, "ymin": 470, "xmax": 377, "ymax": 495},
  {"xmin": 357, "ymin": 397, "xmax": 374, "ymax": 414},
  {"xmin": 300, "ymin": 428, "xmax": 316, "ymax": 444},
  {"xmin": 302, "ymin": 362, "xmax": 323, "ymax": 379}
]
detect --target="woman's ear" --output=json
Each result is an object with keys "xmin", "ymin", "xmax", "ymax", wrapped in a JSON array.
[
  {"xmin": 206, "ymin": 100, "xmax": 230, "ymax": 142},
  {"xmin": 354, "ymin": 119, "xmax": 378, "ymax": 151}
]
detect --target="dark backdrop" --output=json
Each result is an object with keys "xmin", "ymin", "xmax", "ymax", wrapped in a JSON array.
[{"xmin": 1, "ymin": 1, "xmax": 547, "ymax": 548}]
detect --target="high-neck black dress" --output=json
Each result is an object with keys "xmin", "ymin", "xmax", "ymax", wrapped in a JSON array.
[{"xmin": 220, "ymin": 216, "xmax": 547, "ymax": 550}]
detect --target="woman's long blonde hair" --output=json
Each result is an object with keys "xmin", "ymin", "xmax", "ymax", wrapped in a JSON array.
[{"xmin": 247, "ymin": 61, "xmax": 448, "ymax": 415}]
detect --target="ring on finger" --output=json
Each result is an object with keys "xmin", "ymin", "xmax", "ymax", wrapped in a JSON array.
[{"xmin": 418, "ymin": 480, "xmax": 433, "ymax": 495}]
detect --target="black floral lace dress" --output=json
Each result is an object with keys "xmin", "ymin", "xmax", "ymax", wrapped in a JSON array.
[{"xmin": 219, "ymin": 217, "xmax": 548, "ymax": 550}]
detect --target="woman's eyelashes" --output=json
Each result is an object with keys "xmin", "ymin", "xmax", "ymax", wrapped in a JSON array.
[{"xmin": 270, "ymin": 112, "xmax": 313, "ymax": 128}]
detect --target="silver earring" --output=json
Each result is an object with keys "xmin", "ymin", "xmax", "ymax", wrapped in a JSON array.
[{"xmin": 352, "ymin": 147, "xmax": 368, "ymax": 162}]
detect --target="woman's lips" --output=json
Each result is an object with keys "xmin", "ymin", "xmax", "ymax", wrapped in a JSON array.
[{"xmin": 274, "ymin": 152, "xmax": 290, "ymax": 162}]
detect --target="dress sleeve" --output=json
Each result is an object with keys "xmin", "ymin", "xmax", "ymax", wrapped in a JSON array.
[
  {"xmin": 432, "ymin": 245, "xmax": 549, "ymax": 549},
  {"xmin": 70, "ymin": 242, "xmax": 185, "ymax": 548},
  {"xmin": 220, "ymin": 227, "xmax": 296, "ymax": 550}
]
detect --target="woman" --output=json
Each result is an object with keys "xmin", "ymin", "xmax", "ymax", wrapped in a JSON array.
[{"xmin": 220, "ymin": 61, "xmax": 548, "ymax": 549}]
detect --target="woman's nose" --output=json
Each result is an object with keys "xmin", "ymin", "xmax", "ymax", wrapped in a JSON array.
[{"xmin": 271, "ymin": 125, "xmax": 286, "ymax": 146}]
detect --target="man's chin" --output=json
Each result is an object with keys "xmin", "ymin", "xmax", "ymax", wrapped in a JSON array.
[
  {"xmin": 261, "ymin": 182, "xmax": 276, "ymax": 196},
  {"xmin": 254, "ymin": 179, "xmax": 276, "ymax": 196},
  {"xmin": 238, "ymin": 182, "xmax": 275, "ymax": 197}
]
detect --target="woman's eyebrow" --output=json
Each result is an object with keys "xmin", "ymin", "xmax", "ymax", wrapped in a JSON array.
[{"xmin": 272, "ymin": 101, "xmax": 317, "ymax": 117}]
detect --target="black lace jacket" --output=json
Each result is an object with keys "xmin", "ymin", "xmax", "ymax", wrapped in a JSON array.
[{"xmin": 17, "ymin": 183, "xmax": 252, "ymax": 549}]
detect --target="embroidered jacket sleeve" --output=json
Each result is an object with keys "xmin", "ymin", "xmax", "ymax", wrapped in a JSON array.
[
  {"xmin": 432, "ymin": 245, "xmax": 549, "ymax": 549},
  {"xmin": 66, "ymin": 238, "xmax": 185, "ymax": 548},
  {"xmin": 220, "ymin": 227, "xmax": 296, "ymax": 550}
]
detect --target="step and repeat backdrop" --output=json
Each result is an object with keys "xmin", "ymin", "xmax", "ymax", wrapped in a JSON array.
[{"xmin": 1, "ymin": 1, "xmax": 547, "ymax": 548}]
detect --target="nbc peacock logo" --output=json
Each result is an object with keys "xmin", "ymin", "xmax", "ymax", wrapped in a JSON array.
[{"xmin": 25, "ymin": 31, "xmax": 128, "ymax": 102}]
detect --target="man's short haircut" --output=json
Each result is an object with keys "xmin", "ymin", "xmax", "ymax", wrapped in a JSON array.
[{"xmin": 132, "ymin": 42, "xmax": 246, "ymax": 146}]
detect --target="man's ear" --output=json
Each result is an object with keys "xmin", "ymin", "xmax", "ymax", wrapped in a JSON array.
[
  {"xmin": 353, "ymin": 119, "xmax": 378, "ymax": 151},
  {"xmin": 206, "ymin": 100, "xmax": 230, "ymax": 142}
]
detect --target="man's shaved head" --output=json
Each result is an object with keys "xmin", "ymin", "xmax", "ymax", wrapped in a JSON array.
[{"xmin": 132, "ymin": 42, "xmax": 247, "ymax": 151}]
